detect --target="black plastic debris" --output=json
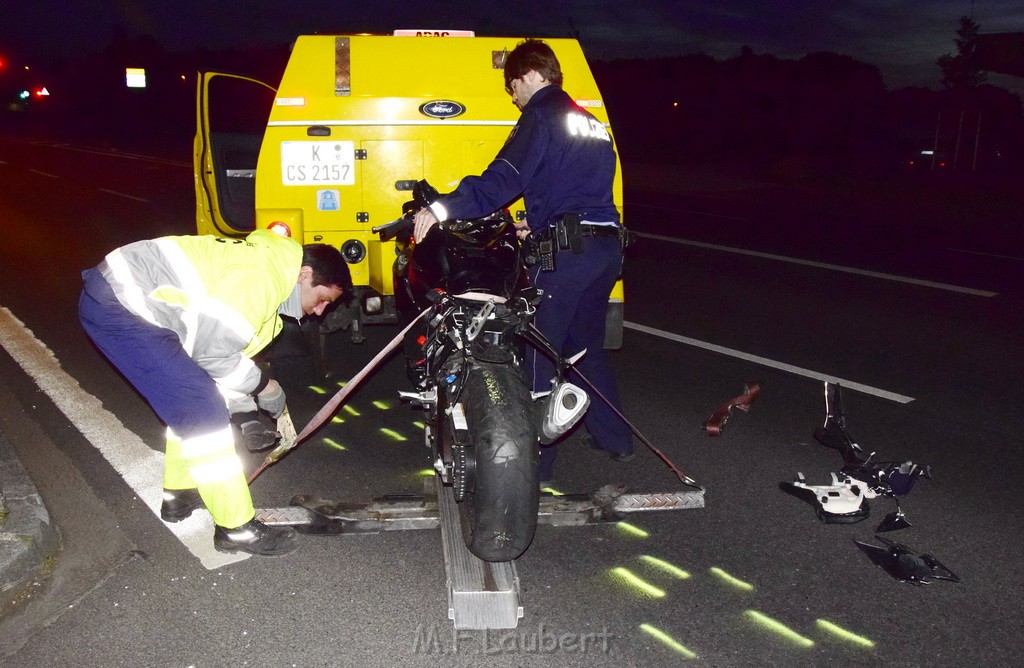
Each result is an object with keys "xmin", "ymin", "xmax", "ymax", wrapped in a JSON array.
[
  {"xmin": 854, "ymin": 535, "xmax": 960, "ymax": 585},
  {"xmin": 813, "ymin": 382, "xmax": 870, "ymax": 464},
  {"xmin": 785, "ymin": 382, "xmax": 930, "ymax": 530}
]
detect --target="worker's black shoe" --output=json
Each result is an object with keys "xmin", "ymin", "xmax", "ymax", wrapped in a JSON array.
[
  {"xmin": 581, "ymin": 433, "xmax": 636, "ymax": 462},
  {"xmin": 161, "ymin": 488, "xmax": 206, "ymax": 523},
  {"xmin": 213, "ymin": 518, "xmax": 299, "ymax": 557},
  {"xmin": 231, "ymin": 411, "xmax": 278, "ymax": 453}
]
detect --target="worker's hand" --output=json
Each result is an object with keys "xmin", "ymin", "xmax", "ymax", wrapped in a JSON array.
[
  {"xmin": 513, "ymin": 218, "xmax": 531, "ymax": 241},
  {"xmin": 413, "ymin": 208, "xmax": 439, "ymax": 244},
  {"xmin": 256, "ymin": 379, "xmax": 287, "ymax": 419}
]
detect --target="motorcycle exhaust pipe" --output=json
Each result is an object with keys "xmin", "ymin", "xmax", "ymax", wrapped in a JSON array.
[{"xmin": 536, "ymin": 381, "xmax": 590, "ymax": 444}]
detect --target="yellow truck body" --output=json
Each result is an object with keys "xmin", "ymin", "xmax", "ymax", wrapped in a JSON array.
[{"xmin": 194, "ymin": 33, "xmax": 624, "ymax": 344}]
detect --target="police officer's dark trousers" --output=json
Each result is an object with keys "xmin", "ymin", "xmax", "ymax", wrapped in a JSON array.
[{"xmin": 527, "ymin": 234, "xmax": 633, "ymax": 479}]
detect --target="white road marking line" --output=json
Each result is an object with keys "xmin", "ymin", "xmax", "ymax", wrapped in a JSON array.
[
  {"xmin": 19, "ymin": 139, "xmax": 190, "ymax": 167},
  {"xmin": 635, "ymin": 232, "xmax": 998, "ymax": 297},
  {"xmin": 0, "ymin": 306, "xmax": 248, "ymax": 569},
  {"xmin": 98, "ymin": 188, "xmax": 151, "ymax": 202},
  {"xmin": 630, "ymin": 202, "xmax": 753, "ymax": 221},
  {"xmin": 28, "ymin": 169, "xmax": 59, "ymax": 178},
  {"xmin": 948, "ymin": 247, "xmax": 1024, "ymax": 262},
  {"xmin": 624, "ymin": 321, "xmax": 915, "ymax": 404}
]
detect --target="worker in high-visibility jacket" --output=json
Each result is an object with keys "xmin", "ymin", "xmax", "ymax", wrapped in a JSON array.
[{"xmin": 79, "ymin": 230, "xmax": 351, "ymax": 557}]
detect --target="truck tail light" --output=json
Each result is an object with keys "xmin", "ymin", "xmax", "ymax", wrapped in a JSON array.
[{"xmin": 268, "ymin": 221, "xmax": 292, "ymax": 237}]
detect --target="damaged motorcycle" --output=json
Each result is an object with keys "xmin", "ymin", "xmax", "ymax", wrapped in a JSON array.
[{"xmin": 372, "ymin": 181, "xmax": 589, "ymax": 562}]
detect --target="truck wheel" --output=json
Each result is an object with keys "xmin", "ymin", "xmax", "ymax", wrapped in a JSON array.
[{"xmin": 458, "ymin": 361, "xmax": 539, "ymax": 562}]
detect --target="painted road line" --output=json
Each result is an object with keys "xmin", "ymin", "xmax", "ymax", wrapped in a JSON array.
[
  {"xmin": 624, "ymin": 321, "xmax": 915, "ymax": 404},
  {"xmin": 98, "ymin": 188, "xmax": 151, "ymax": 202},
  {"xmin": 28, "ymin": 169, "xmax": 59, "ymax": 178},
  {"xmin": 635, "ymin": 232, "xmax": 998, "ymax": 297},
  {"xmin": 630, "ymin": 201, "xmax": 754, "ymax": 222},
  {"xmin": 25, "ymin": 139, "xmax": 191, "ymax": 168},
  {"xmin": 948, "ymin": 247, "xmax": 1024, "ymax": 263},
  {"xmin": 0, "ymin": 306, "xmax": 247, "ymax": 569}
]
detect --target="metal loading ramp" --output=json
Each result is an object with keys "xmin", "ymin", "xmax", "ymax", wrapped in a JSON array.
[{"xmin": 256, "ymin": 478, "xmax": 704, "ymax": 629}]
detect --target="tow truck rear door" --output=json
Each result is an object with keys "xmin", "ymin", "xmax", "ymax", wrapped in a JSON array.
[{"xmin": 194, "ymin": 72, "xmax": 276, "ymax": 237}]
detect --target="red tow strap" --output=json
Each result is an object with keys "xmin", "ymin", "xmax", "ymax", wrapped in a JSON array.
[{"xmin": 704, "ymin": 383, "xmax": 761, "ymax": 436}]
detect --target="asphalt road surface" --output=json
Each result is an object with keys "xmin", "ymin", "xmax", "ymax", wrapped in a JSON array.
[{"xmin": 1, "ymin": 135, "xmax": 1022, "ymax": 666}]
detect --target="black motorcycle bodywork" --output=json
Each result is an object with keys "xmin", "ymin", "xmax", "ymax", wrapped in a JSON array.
[{"xmin": 374, "ymin": 183, "xmax": 541, "ymax": 562}]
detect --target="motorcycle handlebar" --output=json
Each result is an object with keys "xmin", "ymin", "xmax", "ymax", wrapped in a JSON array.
[
  {"xmin": 371, "ymin": 214, "xmax": 414, "ymax": 241},
  {"xmin": 372, "ymin": 212, "xmax": 450, "ymax": 241}
]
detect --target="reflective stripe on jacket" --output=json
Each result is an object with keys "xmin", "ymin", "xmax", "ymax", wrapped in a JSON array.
[{"xmin": 97, "ymin": 230, "xmax": 302, "ymax": 395}]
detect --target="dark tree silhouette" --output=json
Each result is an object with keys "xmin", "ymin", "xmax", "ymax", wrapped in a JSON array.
[{"xmin": 937, "ymin": 16, "xmax": 988, "ymax": 90}]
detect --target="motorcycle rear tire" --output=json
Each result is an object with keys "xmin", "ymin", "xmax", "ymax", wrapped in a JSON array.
[{"xmin": 459, "ymin": 361, "xmax": 539, "ymax": 562}]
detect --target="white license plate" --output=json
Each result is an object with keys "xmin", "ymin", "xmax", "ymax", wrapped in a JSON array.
[{"xmin": 280, "ymin": 141, "xmax": 355, "ymax": 186}]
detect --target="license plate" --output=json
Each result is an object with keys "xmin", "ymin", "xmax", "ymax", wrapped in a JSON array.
[{"xmin": 280, "ymin": 141, "xmax": 355, "ymax": 186}]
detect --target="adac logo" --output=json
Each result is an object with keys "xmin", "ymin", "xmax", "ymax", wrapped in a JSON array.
[{"xmin": 419, "ymin": 100, "xmax": 466, "ymax": 119}]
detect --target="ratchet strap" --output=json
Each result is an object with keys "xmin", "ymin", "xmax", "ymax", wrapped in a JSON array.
[
  {"xmin": 248, "ymin": 308, "xmax": 430, "ymax": 484},
  {"xmin": 704, "ymin": 383, "xmax": 760, "ymax": 436}
]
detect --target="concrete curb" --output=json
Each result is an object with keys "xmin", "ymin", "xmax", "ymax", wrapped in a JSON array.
[{"xmin": 0, "ymin": 431, "xmax": 60, "ymax": 613}]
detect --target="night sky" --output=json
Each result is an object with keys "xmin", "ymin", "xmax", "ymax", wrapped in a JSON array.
[{"xmin": 4, "ymin": 1, "xmax": 1024, "ymax": 91}]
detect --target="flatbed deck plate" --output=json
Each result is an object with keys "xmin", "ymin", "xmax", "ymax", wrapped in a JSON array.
[{"xmin": 255, "ymin": 480, "xmax": 704, "ymax": 630}]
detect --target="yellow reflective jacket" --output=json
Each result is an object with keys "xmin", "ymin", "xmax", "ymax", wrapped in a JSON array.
[{"xmin": 98, "ymin": 230, "xmax": 302, "ymax": 395}]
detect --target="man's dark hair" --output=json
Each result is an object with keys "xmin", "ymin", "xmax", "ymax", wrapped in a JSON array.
[
  {"xmin": 504, "ymin": 39, "xmax": 563, "ymax": 91},
  {"xmin": 302, "ymin": 244, "xmax": 352, "ymax": 293}
]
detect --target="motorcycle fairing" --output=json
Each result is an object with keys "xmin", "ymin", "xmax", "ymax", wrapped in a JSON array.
[
  {"xmin": 783, "ymin": 472, "xmax": 873, "ymax": 523},
  {"xmin": 854, "ymin": 535, "xmax": 960, "ymax": 585}
]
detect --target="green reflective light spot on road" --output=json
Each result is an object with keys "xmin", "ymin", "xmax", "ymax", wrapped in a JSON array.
[
  {"xmin": 343, "ymin": 405, "xmax": 361, "ymax": 416},
  {"xmin": 322, "ymin": 438, "xmax": 346, "ymax": 451},
  {"xmin": 336, "ymin": 380, "xmax": 348, "ymax": 387},
  {"xmin": 540, "ymin": 486, "xmax": 564, "ymax": 497},
  {"xmin": 380, "ymin": 428, "xmax": 407, "ymax": 441},
  {"xmin": 709, "ymin": 567, "xmax": 754, "ymax": 591},
  {"xmin": 610, "ymin": 567, "xmax": 665, "ymax": 598},
  {"xmin": 417, "ymin": 469, "xmax": 435, "ymax": 477},
  {"xmin": 331, "ymin": 416, "xmax": 344, "ymax": 424},
  {"xmin": 309, "ymin": 385, "xmax": 327, "ymax": 395},
  {"xmin": 413, "ymin": 421, "xmax": 426, "ymax": 429},
  {"xmin": 745, "ymin": 610, "xmax": 814, "ymax": 648},
  {"xmin": 640, "ymin": 555, "xmax": 691, "ymax": 579},
  {"xmin": 373, "ymin": 400, "xmax": 391, "ymax": 410},
  {"xmin": 639, "ymin": 623, "xmax": 698, "ymax": 659},
  {"xmin": 816, "ymin": 619, "xmax": 876, "ymax": 648},
  {"xmin": 616, "ymin": 522, "xmax": 649, "ymax": 538}
]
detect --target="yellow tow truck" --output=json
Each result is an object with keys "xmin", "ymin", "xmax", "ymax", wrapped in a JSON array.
[{"xmin": 193, "ymin": 31, "xmax": 625, "ymax": 346}]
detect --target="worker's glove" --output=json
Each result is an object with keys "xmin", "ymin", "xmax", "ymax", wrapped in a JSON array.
[
  {"xmin": 231, "ymin": 412, "xmax": 279, "ymax": 453},
  {"xmin": 256, "ymin": 379, "xmax": 287, "ymax": 419}
]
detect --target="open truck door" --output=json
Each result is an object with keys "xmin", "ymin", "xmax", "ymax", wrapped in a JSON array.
[{"xmin": 193, "ymin": 72, "xmax": 276, "ymax": 237}]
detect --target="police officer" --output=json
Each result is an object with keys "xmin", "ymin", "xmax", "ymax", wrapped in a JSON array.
[
  {"xmin": 413, "ymin": 39, "xmax": 633, "ymax": 482},
  {"xmin": 79, "ymin": 230, "xmax": 351, "ymax": 556}
]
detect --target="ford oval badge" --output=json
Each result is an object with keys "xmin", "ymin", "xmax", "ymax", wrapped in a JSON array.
[{"xmin": 419, "ymin": 100, "xmax": 466, "ymax": 119}]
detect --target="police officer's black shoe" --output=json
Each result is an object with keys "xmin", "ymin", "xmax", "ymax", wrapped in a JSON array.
[
  {"xmin": 581, "ymin": 433, "xmax": 635, "ymax": 462},
  {"xmin": 213, "ymin": 518, "xmax": 298, "ymax": 557},
  {"xmin": 231, "ymin": 411, "xmax": 279, "ymax": 453},
  {"xmin": 160, "ymin": 488, "xmax": 206, "ymax": 522}
]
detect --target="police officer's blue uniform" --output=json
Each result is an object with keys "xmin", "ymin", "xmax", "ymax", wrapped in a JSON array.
[{"xmin": 428, "ymin": 84, "xmax": 633, "ymax": 479}]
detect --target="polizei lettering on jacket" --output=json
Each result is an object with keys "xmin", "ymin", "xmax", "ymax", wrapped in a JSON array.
[{"xmin": 566, "ymin": 112, "xmax": 610, "ymax": 141}]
